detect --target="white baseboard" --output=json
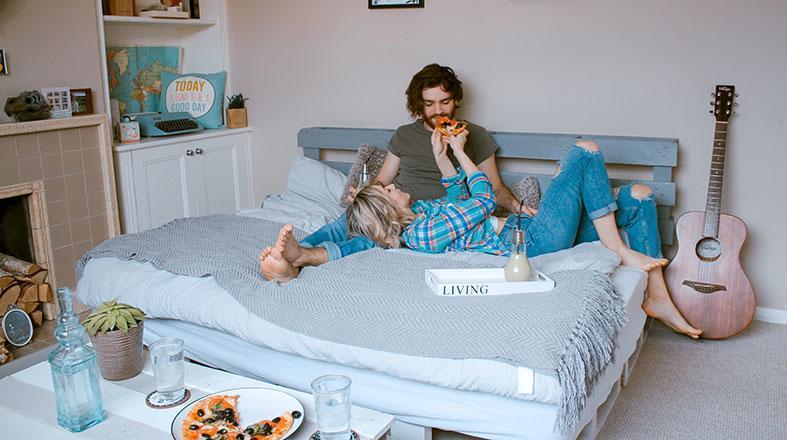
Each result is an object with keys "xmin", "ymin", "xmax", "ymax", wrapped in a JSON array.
[{"xmin": 755, "ymin": 307, "xmax": 787, "ymax": 325}]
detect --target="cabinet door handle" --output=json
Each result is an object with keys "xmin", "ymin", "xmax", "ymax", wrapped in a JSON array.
[
  {"xmin": 195, "ymin": 148, "xmax": 204, "ymax": 155},
  {"xmin": 186, "ymin": 149, "xmax": 194, "ymax": 156}
]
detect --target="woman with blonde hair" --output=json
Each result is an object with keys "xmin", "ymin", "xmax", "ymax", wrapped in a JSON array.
[{"xmin": 345, "ymin": 128, "xmax": 701, "ymax": 338}]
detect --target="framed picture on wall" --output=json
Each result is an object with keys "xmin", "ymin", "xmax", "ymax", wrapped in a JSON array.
[
  {"xmin": 369, "ymin": 0, "xmax": 424, "ymax": 9},
  {"xmin": 70, "ymin": 88, "xmax": 94, "ymax": 116}
]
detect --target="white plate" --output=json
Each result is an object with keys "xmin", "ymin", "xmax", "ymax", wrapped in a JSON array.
[{"xmin": 171, "ymin": 387, "xmax": 305, "ymax": 439}]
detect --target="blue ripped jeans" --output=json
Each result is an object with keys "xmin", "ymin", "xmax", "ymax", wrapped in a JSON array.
[
  {"xmin": 498, "ymin": 145, "xmax": 663, "ymax": 258},
  {"xmin": 307, "ymin": 145, "xmax": 662, "ymax": 261},
  {"xmin": 300, "ymin": 213, "xmax": 376, "ymax": 261}
]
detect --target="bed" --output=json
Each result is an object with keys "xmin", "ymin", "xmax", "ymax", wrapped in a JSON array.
[{"xmin": 76, "ymin": 127, "xmax": 678, "ymax": 440}]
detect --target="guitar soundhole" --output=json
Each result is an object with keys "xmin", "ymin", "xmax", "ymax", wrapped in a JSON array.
[{"xmin": 696, "ymin": 237, "xmax": 722, "ymax": 261}]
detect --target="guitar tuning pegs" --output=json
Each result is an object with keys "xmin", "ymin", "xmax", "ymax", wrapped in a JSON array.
[
  {"xmin": 711, "ymin": 92, "xmax": 716, "ymax": 97},
  {"xmin": 734, "ymin": 93, "xmax": 740, "ymax": 97},
  {"xmin": 734, "ymin": 102, "xmax": 740, "ymax": 107},
  {"xmin": 709, "ymin": 110, "xmax": 714, "ymax": 114}
]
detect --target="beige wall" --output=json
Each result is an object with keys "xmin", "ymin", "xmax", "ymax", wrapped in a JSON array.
[
  {"xmin": 228, "ymin": 0, "xmax": 786, "ymax": 312},
  {"xmin": 0, "ymin": 0, "xmax": 105, "ymax": 124}
]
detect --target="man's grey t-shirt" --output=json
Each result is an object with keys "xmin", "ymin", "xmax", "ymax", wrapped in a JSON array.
[{"xmin": 387, "ymin": 121, "xmax": 499, "ymax": 200}]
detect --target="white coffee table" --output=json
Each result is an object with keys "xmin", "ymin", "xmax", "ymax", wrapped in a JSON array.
[{"xmin": 0, "ymin": 352, "xmax": 394, "ymax": 439}]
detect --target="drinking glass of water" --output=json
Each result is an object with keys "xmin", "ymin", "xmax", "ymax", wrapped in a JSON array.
[
  {"xmin": 311, "ymin": 374, "xmax": 352, "ymax": 440},
  {"xmin": 149, "ymin": 337, "xmax": 186, "ymax": 406}
]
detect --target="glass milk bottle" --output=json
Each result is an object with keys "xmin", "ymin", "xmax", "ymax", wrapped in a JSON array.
[
  {"xmin": 48, "ymin": 287, "xmax": 105, "ymax": 432},
  {"xmin": 504, "ymin": 229, "xmax": 532, "ymax": 281}
]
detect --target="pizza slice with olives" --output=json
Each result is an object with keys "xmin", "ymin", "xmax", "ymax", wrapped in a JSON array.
[
  {"xmin": 243, "ymin": 411, "xmax": 299, "ymax": 440},
  {"xmin": 182, "ymin": 394, "xmax": 242, "ymax": 440},
  {"xmin": 183, "ymin": 423, "xmax": 244, "ymax": 440},
  {"xmin": 435, "ymin": 116, "xmax": 468, "ymax": 137}
]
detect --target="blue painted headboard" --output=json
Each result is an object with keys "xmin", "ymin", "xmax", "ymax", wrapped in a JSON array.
[{"xmin": 298, "ymin": 127, "xmax": 678, "ymax": 248}]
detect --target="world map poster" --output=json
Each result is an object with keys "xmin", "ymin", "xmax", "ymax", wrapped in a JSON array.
[{"xmin": 106, "ymin": 46, "xmax": 180, "ymax": 116}]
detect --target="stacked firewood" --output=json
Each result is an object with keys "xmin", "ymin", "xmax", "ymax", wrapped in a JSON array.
[
  {"xmin": 0, "ymin": 253, "xmax": 55, "ymax": 328},
  {"xmin": 0, "ymin": 331, "xmax": 12, "ymax": 365},
  {"xmin": 0, "ymin": 253, "xmax": 56, "ymax": 365}
]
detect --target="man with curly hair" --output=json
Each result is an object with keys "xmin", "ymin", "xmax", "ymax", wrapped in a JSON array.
[{"xmin": 374, "ymin": 63, "xmax": 525, "ymax": 214}]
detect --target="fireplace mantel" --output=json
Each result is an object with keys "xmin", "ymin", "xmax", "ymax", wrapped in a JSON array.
[
  {"xmin": 0, "ymin": 114, "xmax": 119, "ymax": 290},
  {"xmin": 0, "ymin": 115, "xmax": 109, "ymax": 137}
]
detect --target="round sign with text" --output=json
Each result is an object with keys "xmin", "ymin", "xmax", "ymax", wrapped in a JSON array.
[{"xmin": 165, "ymin": 75, "xmax": 215, "ymax": 118}]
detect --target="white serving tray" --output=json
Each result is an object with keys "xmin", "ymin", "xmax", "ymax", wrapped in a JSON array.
[{"xmin": 425, "ymin": 268, "xmax": 555, "ymax": 296}]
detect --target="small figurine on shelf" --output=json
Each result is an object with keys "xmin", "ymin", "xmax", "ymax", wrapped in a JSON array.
[
  {"xmin": 226, "ymin": 93, "xmax": 248, "ymax": 128},
  {"xmin": 4, "ymin": 90, "xmax": 51, "ymax": 122}
]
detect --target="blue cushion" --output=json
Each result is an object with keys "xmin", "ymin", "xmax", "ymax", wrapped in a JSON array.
[{"xmin": 160, "ymin": 71, "xmax": 226, "ymax": 129}]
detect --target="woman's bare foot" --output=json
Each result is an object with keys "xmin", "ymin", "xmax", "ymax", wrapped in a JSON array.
[
  {"xmin": 259, "ymin": 245, "xmax": 299, "ymax": 283},
  {"xmin": 277, "ymin": 224, "xmax": 305, "ymax": 266},
  {"xmin": 643, "ymin": 269, "xmax": 703, "ymax": 339},
  {"xmin": 615, "ymin": 246, "xmax": 669, "ymax": 272}
]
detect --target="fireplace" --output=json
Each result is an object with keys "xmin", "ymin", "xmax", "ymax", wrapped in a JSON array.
[
  {"xmin": 0, "ymin": 195, "xmax": 34, "ymax": 263},
  {"xmin": 0, "ymin": 181, "xmax": 52, "ymax": 282},
  {"xmin": 0, "ymin": 115, "xmax": 120, "ymax": 291}
]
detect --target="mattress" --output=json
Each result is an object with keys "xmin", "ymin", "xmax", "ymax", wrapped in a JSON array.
[
  {"xmin": 138, "ymin": 266, "xmax": 646, "ymax": 440},
  {"xmin": 76, "ymin": 247, "xmax": 644, "ymax": 404}
]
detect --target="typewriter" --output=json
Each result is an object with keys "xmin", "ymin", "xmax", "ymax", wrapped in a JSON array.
[{"xmin": 128, "ymin": 112, "xmax": 203, "ymax": 137}]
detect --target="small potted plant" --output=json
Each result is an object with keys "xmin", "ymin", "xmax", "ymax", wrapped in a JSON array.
[
  {"xmin": 81, "ymin": 299, "xmax": 146, "ymax": 381},
  {"xmin": 226, "ymin": 93, "xmax": 249, "ymax": 128}
]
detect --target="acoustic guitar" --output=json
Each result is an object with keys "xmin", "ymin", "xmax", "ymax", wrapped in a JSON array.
[{"xmin": 665, "ymin": 85, "xmax": 755, "ymax": 339}]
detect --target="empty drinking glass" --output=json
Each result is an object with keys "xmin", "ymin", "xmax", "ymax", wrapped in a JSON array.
[
  {"xmin": 311, "ymin": 374, "xmax": 352, "ymax": 440},
  {"xmin": 149, "ymin": 337, "xmax": 186, "ymax": 406}
]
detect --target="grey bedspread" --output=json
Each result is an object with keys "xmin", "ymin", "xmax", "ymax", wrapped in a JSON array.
[{"xmin": 77, "ymin": 214, "xmax": 625, "ymax": 432}]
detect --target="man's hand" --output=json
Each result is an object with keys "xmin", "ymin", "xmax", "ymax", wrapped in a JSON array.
[
  {"xmin": 502, "ymin": 195, "xmax": 538, "ymax": 216},
  {"xmin": 431, "ymin": 127, "xmax": 448, "ymax": 161},
  {"xmin": 432, "ymin": 127, "xmax": 459, "ymax": 178}
]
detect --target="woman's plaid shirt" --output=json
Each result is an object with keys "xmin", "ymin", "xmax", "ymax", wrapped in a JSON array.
[{"xmin": 401, "ymin": 170, "xmax": 508, "ymax": 255}]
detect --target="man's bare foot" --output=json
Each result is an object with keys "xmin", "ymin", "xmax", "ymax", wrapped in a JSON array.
[
  {"xmin": 643, "ymin": 294, "xmax": 703, "ymax": 339},
  {"xmin": 642, "ymin": 269, "xmax": 702, "ymax": 339},
  {"xmin": 259, "ymin": 245, "xmax": 299, "ymax": 283},
  {"xmin": 616, "ymin": 246, "xmax": 668, "ymax": 272},
  {"xmin": 276, "ymin": 224, "xmax": 304, "ymax": 265}
]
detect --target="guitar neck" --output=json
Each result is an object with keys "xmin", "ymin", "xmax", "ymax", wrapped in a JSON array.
[{"xmin": 704, "ymin": 121, "xmax": 728, "ymax": 237}]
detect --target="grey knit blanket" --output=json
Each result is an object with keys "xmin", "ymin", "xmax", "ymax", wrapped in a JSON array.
[{"xmin": 77, "ymin": 214, "xmax": 625, "ymax": 432}]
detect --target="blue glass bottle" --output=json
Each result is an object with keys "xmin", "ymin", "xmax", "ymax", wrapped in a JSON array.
[{"xmin": 48, "ymin": 287, "xmax": 105, "ymax": 432}]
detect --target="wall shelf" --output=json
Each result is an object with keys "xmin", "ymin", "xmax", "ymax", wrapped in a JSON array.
[{"xmin": 103, "ymin": 15, "xmax": 217, "ymax": 27}]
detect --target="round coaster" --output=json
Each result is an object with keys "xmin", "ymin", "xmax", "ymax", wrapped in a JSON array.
[
  {"xmin": 310, "ymin": 430, "xmax": 359, "ymax": 440},
  {"xmin": 145, "ymin": 388, "xmax": 191, "ymax": 409}
]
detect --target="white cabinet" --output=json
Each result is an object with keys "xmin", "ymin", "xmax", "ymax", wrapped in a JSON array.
[{"xmin": 114, "ymin": 129, "xmax": 252, "ymax": 233}]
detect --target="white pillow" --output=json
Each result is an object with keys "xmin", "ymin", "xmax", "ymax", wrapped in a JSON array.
[{"xmin": 286, "ymin": 155, "xmax": 347, "ymax": 206}]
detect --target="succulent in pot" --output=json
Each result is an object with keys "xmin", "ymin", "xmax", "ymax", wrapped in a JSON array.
[
  {"xmin": 81, "ymin": 300, "xmax": 146, "ymax": 381},
  {"xmin": 226, "ymin": 93, "xmax": 249, "ymax": 109},
  {"xmin": 225, "ymin": 93, "xmax": 249, "ymax": 128}
]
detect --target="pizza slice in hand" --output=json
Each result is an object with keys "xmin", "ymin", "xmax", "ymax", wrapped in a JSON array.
[{"xmin": 435, "ymin": 116, "xmax": 468, "ymax": 137}]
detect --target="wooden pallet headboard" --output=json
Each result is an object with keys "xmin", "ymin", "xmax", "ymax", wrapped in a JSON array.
[{"xmin": 298, "ymin": 127, "xmax": 678, "ymax": 249}]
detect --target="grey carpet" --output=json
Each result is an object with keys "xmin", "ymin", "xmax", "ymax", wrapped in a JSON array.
[{"xmin": 434, "ymin": 320, "xmax": 787, "ymax": 440}]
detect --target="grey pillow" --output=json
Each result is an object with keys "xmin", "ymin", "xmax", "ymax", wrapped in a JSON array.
[
  {"xmin": 494, "ymin": 175, "xmax": 541, "ymax": 215},
  {"xmin": 509, "ymin": 175, "xmax": 541, "ymax": 210},
  {"xmin": 340, "ymin": 144, "xmax": 387, "ymax": 207}
]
